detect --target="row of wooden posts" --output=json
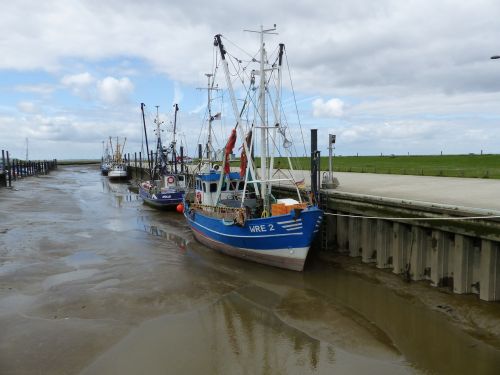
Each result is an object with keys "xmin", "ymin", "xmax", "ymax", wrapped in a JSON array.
[
  {"xmin": 120, "ymin": 148, "xmax": 187, "ymax": 180},
  {"xmin": 1, "ymin": 149, "xmax": 58, "ymax": 188}
]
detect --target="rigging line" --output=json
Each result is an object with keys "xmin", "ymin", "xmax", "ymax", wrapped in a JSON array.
[
  {"xmin": 284, "ymin": 48, "xmax": 308, "ymax": 157},
  {"xmin": 221, "ymin": 35, "xmax": 257, "ymax": 61},
  {"xmin": 323, "ymin": 212, "xmax": 500, "ymax": 221}
]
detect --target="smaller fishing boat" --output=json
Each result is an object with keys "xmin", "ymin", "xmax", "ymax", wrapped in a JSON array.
[
  {"xmin": 138, "ymin": 103, "xmax": 187, "ymax": 209},
  {"xmin": 108, "ymin": 137, "xmax": 129, "ymax": 181},
  {"xmin": 100, "ymin": 140, "xmax": 112, "ymax": 176}
]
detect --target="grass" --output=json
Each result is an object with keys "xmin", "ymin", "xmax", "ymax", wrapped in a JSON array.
[
  {"xmin": 57, "ymin": 159, "xmax": 100, "ymax": 165},
  {"xmin": 256, "ymin": 154, "xmax": 500, "ymax": 179}
]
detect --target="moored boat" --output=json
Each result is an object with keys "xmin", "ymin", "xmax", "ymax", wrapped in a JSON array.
[
  {"xmin": 183, "ymin": 26, "xmax": 323, "ymax": 271},
  {"xmin": 100, "ymin": 140, "xmax": 112, "ymax": 176},
  {"xmin": 108, "ymin": 137, "xmax": 129, "ymax": 181},
  {"xmin": 138, "ymin": 103, "xmax": 186, "ymax": 209}
]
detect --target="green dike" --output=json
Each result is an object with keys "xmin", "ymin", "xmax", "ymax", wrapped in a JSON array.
[{"xmin": 227, "ymin": 154, "xmax": 500, "ymax": 179}]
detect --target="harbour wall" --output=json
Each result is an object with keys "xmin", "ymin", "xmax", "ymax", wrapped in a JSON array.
[{"xmin": 301, "ymin": 187, "xmax": 500, "ymax": 302}]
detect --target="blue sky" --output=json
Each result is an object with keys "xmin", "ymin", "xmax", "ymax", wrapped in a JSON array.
[{"xmin": 1, "ymin": 0, "xmax": 500, "ymax": 160}]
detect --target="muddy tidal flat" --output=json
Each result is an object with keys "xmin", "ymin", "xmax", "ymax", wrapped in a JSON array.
[{"xmin": 0, "ymin": 165, "xmax": 499, "ymax": 374}]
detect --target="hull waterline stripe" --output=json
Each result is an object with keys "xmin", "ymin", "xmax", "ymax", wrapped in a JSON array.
[{"xmin": 187, "ymin": 216, "xmax": 303, "ymax": 239}]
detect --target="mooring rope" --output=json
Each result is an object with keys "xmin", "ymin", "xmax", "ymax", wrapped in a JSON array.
[{"xmin": 322, "ymin": 211, "xmax": 500, "ymax": 221}]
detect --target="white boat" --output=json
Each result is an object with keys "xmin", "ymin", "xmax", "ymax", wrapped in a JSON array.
[{"xmin": 108, "ymin": 137, "xmax": 129, "ymax": 181}]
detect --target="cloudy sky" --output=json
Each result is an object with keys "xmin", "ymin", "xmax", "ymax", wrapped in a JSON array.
[{"xmin": 1, "ymin": 0, "xmax": 500, "ymax": 160}]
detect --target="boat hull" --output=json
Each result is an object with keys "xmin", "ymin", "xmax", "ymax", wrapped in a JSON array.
[
  {"xmin": 184, "ymin": 205, "xmax": 323, "ymax": 271},
  {"xmin": 139, "ymin": 185, "xmax": 184, "ymax": 210},
  {"xmin": 108, "ymin": 170, "xmax": 129, "ymax": 181}
]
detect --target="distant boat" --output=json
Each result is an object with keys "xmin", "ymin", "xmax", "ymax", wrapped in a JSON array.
[
  {"xmin": 108, "ymin": 137, "xmax": 129, "ymax": 181},
  {"xmin": 138, "ymin": 103, "xmax": 187, "ymax": 209},
  {"xmin": 183, "ymin": 27, "xmax": 323, "ymax": 271},
  {"xmin": 100, "ymin": 140, "xmax": 112, "ymax": 176}
]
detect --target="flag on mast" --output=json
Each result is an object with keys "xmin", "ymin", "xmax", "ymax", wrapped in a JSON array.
[{"xmin": 210, "ymin": 112, "xmax": 221, "ymax": 121}]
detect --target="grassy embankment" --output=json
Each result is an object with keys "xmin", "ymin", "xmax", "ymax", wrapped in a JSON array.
[
  {"xmin": 61, "ymin": 155, "xmax": 500, "ymax": 179},
  {"xmin": 57, "ymin": 159, "xmax": 100, "ymax": 165},
  {"xmin": 264, "ymin": 154, "xmax": 500, "ymax": 179}
]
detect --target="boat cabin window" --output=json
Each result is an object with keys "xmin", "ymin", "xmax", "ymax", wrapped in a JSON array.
[
  {"xmin": 229, "ymin": 181, "xmax": 238, "ymax": 191},
  {"xmin": 238, "ymin": 181, "xmax": 245, "ymax": 190},
  {"xmin": 178, "ymin": 175, "xmax": 184, "ymax": 182},
  {"xmin": 210, "ymin": 183, "xmax": 217, "ymax": 192},
  {"xmin": 203, "ymin": 182, "xmax": 207, "ymax": 192}
]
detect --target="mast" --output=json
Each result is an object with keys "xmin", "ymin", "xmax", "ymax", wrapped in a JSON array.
[
  {"xmin": 268, "ymin": 43, "xmax": 285, "ymax": 198},
  {"xmin": 206, "ymin": 74, "xmax": 213, "ymax": 161},
  {"xmin": 109, "ymin": 137, "xmax": 114, "ymax": 161},
  {"xmin": 121, "ymin": 137, "xmax": 127, "ymax": 161},
  {"xmin": 154, "ymin": 105, "xmax": 163, "ymax": 178},
  {"xmin": 173, "ymin": 103, "xmax": 179, "ymax": 174},
  {"xmin": 214, "ymin": 33, "xmax": 260, "ymax": 197},
  {"xmin": 258, "ymin": 25, "xmax": 268, "ymax": 211},
  {"xmin": 141, "ymin": 103, "xmax": 152, "ymax": 178}
]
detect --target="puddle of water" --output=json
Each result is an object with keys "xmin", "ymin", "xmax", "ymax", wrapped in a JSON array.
[
  {"xmin": 0, "ymin": 294, "xmax": 37, "ymax": 316},
  {"xmin": 64, "ymin": 251, "xmax": 105, "ymax": 268},
  {"xmin": 42, "ymin": 269, "xmax": 98, "ymax": 290},
  {"xmin": 92, "ymin": 278, "xmax": 121, "ymax": 290},
  {"xmin": 0, "ymin": 261, "xmax": 23, "ymax": 276}
]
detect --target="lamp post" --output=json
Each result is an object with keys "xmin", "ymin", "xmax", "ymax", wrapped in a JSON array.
[{"xmin": 321, "ymin": 134, "xmax": 339, "ymax": 189}]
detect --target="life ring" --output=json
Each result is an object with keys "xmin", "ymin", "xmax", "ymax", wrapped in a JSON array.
[
  {"xmin": 196, "ymin": 191, "xmax": 201, "ymax": 203},
  {"xmin": 167, "ymin": 176, "xmax": 175, "ymax": 184}
]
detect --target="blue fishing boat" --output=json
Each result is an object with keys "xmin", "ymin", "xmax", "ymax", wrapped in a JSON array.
[
  {"xmin": 184, "ymin": 27, "xmax": 323, "ymax": 271},
  {"xmin": 138, "ymin": 103, "xmax": 186, "ymax": 209}
]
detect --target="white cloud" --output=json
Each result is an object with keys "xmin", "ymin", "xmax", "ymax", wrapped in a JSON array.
[
  {"xmin": 17, "ymin": 101, "xmax": 38, "ymax": 114},
  {"xmin": 15, "ymin": 84, "xmax": 56, "ymax": 96},
  {"xmin": 96, "ymin": 76, "xmax": 134, "ymax": 105},
  {"xmin": 173, "ymin": 82, "xmax": 184, "ymax": 106},
  {"xmin": 312, "ymin": 98, "xmax": 345, "ymax": 118},
  {"xmin": 61, "ymin": 72, "xmax": 95, "ymax": 99}
]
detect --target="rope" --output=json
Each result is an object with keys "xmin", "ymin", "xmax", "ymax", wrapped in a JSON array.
[
  {"xmin": 284, "ymin": 48, "xmax": 307, "ymax": 157},
  {"xmin": 323, "ymin": 211, "xmax": 500, "ymax": 221}
]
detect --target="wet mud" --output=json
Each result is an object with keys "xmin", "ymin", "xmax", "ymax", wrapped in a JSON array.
[{"xmin": 1, "ymin": 165, "xmax": 499, "ymax": 374}]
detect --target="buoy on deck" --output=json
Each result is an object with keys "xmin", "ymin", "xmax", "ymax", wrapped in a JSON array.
[{"xmin": 176, "ymin": 203, "xmax": 184, "ymax": 213}]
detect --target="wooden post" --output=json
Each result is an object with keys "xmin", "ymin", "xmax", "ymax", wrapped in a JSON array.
[
  {"xmin": 1, "ymin": 150, "xmax": 5, "ymax": 187},
  {"xmin": 139, "ymin": 151, "xmax": 143, "ymax": 179},
  {"xmin": 6, "ymin": 151, "xmax": 12, "ymax": 187}
]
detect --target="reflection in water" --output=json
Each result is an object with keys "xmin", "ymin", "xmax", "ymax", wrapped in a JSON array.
[
  {"xmin": 136, "ymin": 216, "xmax": 188, "ymax": 252},
  {"xmin": 82, "ymin": 280, "xmax": 418, "ymax": 375},
  {"xmin": 216, "ymin": 292, "xmax": 327, "ymax": 373},
  {"xmin": 100, "ymin": 177, "xmax": 138, "ymax": 208},
  {"xmin": 81, "ymin": 286, "xmax": 340, "ymax": 375}
]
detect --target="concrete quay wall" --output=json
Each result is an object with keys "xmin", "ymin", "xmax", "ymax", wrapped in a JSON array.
[{"xmin": 318, "ymin": 190, "xmax": 500, "ymax": 302}]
